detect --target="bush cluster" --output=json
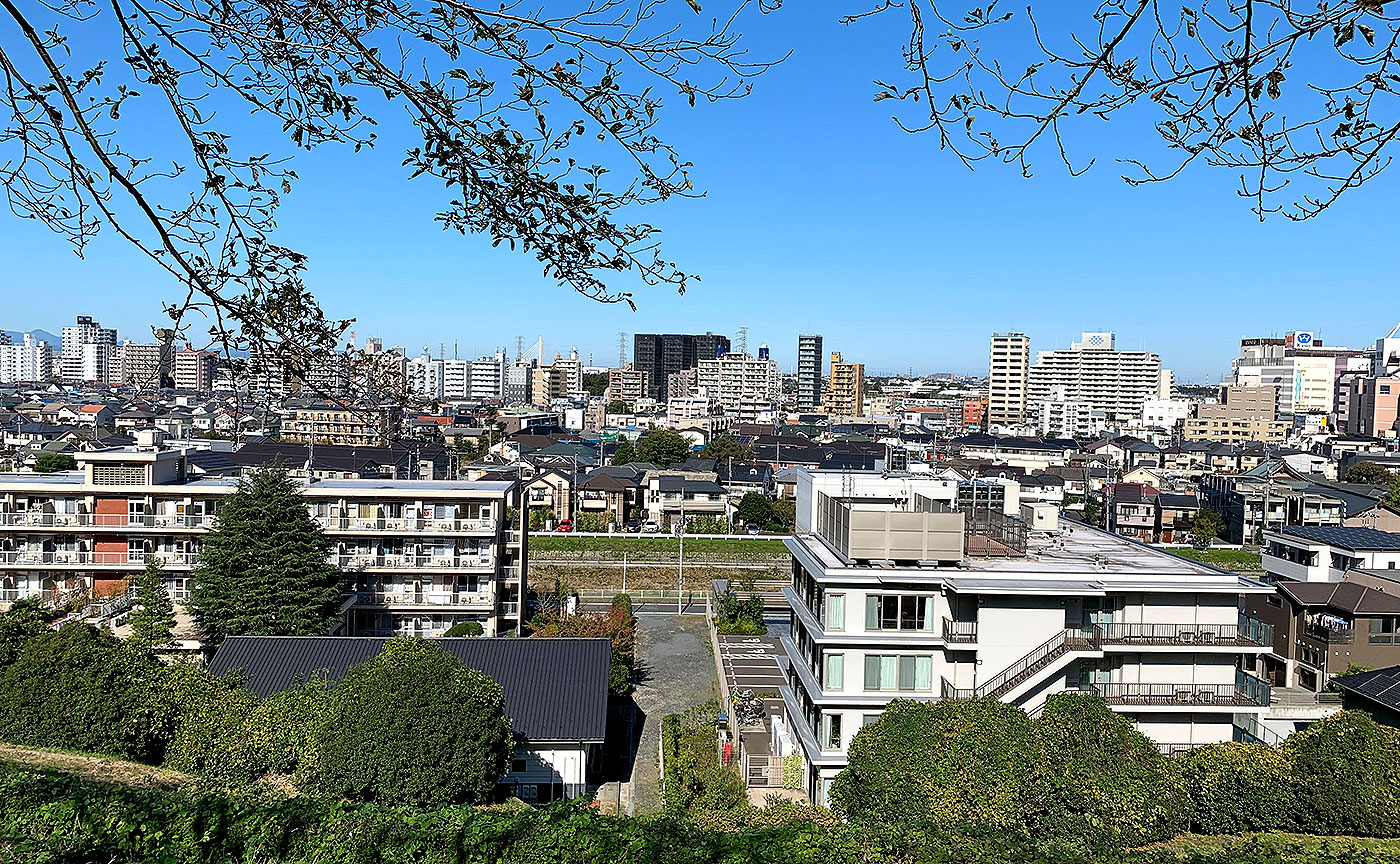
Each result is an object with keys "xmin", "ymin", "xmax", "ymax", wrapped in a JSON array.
[
  {"xmin": 531, "ymin": 602, "xmax": 636, "ymax": 697},
  {"xmin": 661, "ymin": 701, "xmax": 748, "ymax": 816}
]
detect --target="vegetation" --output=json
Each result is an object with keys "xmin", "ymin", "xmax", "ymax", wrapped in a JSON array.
[
  {"xmin": 573, "ymin": 512, "xmax": 612, "ymax": 533},
  {"xmin": 31, "ymin": 453, "xmax": 76, "ymax": 473},
  {"xmin": 606, "ymin": 400, "xmax": 630, "ymax": 415},
  {"xmin": 189, "ymin": 466, "xmax": 342, "ymax": 645},
  {"xmin": 307, "ymin": 639, "xmax": 512, "ymax": 808},
  {"xmin": 735, "ymin": 493, "xmax": 773, "ymax": 528},
  {"xmin": 443, "ymin": 621, "xmax": 485, "ymax": 638},
  {"xmin": 636, "ymin": 428, "xmax": 694, "ymax": 468},
  {"xmin": 583, "ymin": 373, "xmax": 609, "ymax": 398},
  {"xmin": 685, "ymin": 516, "xmax": 730, "ymax": 535},
  {"xmin": 611, "ymin": 438, "xmax": 637, "ymax": 466},
  {"xmin": 127, "ymin": 559, "xmax": 176, "ymax": 654},
  {"xmin": 0, "ymin": 598, "xmax": 53, "ymax": 667},
  {"xmin": 529, "ymin": 536, "xmax": 787, "ymax": 563},
  {"xmin": 700, "ymin": 436, "xmax": 754, "ymax": 464},
  {"xmin": 1178, "ymin": 744, "xmax": 1293, "ymax": 835},
  {"xmin": 1192, "ymin": 509, "xmax": 1227, "ymax": 545},
  {"xmin": 661, "ymin": 701, "xmax": 748, "ymax": 816},
  {"xmin": 1344, "ymin": 462, "xmax": 1395, "ymax": 486},
  {"xmin": 714, "ymin": 579, "xmax": 767, "ymax": 636},
  {"xmin": 531, "ymin": 603, "xmax": 636, "ymax": 698},
  {"xmin": 1169, "ymin": 549, "xmax": 1263, "ymax": 571}
]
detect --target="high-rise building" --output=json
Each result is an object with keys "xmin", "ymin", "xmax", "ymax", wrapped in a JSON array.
[
  {"xmin": 504, "ymin": 360, "xmax": 535, "ymax": 406},
  {"xmin": 531, "ymin": 357, "xmax": 573, "ymax": 407},
  {"xmin": 633, "ymin": 333, "xmax": 731, "ymax": 402},
  {"xmin": 695, "ymin": 352, "xmax": 782, "ymax": 412},
  {"xmin": 114, "ymin": 341, "xmax": 171, "ymax": 390},
  {"xmin": 987, "ymin": 333, "xmax": 1030, "ymax": 425},
  {"xmin": 59, "ymin": 315, "xmax": 117, "ymax": 382},
  {"xmin": 0, "ymin": 334, "xmax": 53, "ymax": 384},
  {"xmin": 407, "ymin": 350, "xmax": 445, "ymax": 400},
  {"xmin": 172, "ymin": 348, "xmax": 216, "ymax": 392},
  {"xmin": 797, "ymin": 334, "xmax": 824, "ymax": 411},
  {"xmin": 607, "ymin": 366, "xmax": 650, "ymax": 405},
  {"xmin": 467, "ymin": 353, "xmax": 507, "ymax": 401},
  {"xmin": 823, "ymin": 352, "xmax": 865, "ymax": 417},
  {"xmin": 1026, "ymin": 332, "xmax": 1167, "ymax": 424},
  {"xmin": 1232, "ymin": 332, "xmax": 1371, "ymax": 417}
]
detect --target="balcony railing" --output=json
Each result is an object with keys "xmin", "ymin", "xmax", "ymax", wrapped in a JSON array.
[
  {"xmin": 337, "ymin": 555, "xmax": 494, "ymax": 570},
  {"xmin": 1304, "ymin": 623, "xmax": 1355, "ymax": 644},
  {"xmin": 1086, "ymin": 670, "xmax": 1270, "ymax": 707},
  {"xmin": 0, "ymin": 551, "xmax": 200, "ymax": 567},
  {"xmin": 355, "ymin": 591, "xmax": 492, "ymax": 607},
  {"xmin": 1095, "ymin": 618, "xmax": 1271, "ymax": 648},
  {"xmin": 942, "ymin": 617, "xmax": 978, "ymax": 643},
  {"xmin": 0, "ymin": 513, "xmax": 215, "ymax": 529},
  {"xmin": 318, "ymin": 517, "xmax": 497, "ymax": 533}
]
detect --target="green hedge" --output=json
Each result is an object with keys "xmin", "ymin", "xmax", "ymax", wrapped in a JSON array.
[
  {"xmin": 1178, "ymin": 744, "xmax": 1292, "ymax": 835},
  {"xmin": 660, "ymin": 701, "xmax": 748, "ymax": 816}
]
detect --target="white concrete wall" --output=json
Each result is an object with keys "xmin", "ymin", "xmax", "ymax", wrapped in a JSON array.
[
  {"xmin": 1129, "ymin": 713, "xmax": 1234, "ymax": 746},
  {"xmin": 975, "ymin": 597, "xmax": 1070, "ymax": 684},
  {"xmin": 502, "ymin": 746, "xmax": 586, "ymax": 785}
]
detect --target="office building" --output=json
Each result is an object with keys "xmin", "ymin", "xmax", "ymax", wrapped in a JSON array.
[
  {"xmin": 781, "ymin": 468, "xmax": 1274, "ymax": 805},
  {"xmin": 988, "ymin": 333, "xmax": 1030, "ymax": 425},
  {"xmin": 633, "ymin": 333, "xmax": 731, "ymax": 402},
  {"xmin": 0, "ymin": 334, "xmax": 54, "ymax": 384},
  {"xmin": 797, "ymin": 335, "xmax": 824, "ymax": 411},
  {"xmin": 1026, "ymin": 332, "xmax": 1167, "ymax": 424},
  {"xmin": 1183, "ymin": 384, "xmax": 1288, "ymax": 444},
  {"xmin": 823, "ymin": 352, "xmax": 865, "ymax": 418},
  {"xmin": 1232, "ymin": 332, "xmax": 1372, "ymax": 417},
  {"xmin": 696, "ymin": 352, "xmax": 782, "ymax": 413},
  {"xmin": 0, "ymin": 441, "xmax": 524, "ymax": 637}
]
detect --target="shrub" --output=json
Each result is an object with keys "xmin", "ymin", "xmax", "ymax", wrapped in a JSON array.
[
  {"xmin": 306, "ymin": 638, "xmax": 512, "ymax": 807},
  {"xmin": 1286, "ymin": 710, "xmax": 1400, "ymax": 836},
  {"xmin": 0, "ymin": 597, "xmax": 53, "ymax": 667},
  {"xmin": 533, "ymin": 604, "xmax": 635, "ymax": 698},
  {"xmin": 1177, "ymin": 742, "xmax": 1292, "ymax": 834},
  {"xmin": 0, "ymin": 623, "xmax": 170, "ymax": 763},
  {"xmin": 661, "ymin": 701, "xmax": 749, "ymax": 815},
  {"xmin": 830, "ymin": 698, "xmax": 1035, "ymax": 837},
  {"xmin": 1024, "ymin": 694, "xmax": 1188, "ymax": 851},
  {"xmin": 573, "ymin": 512, "xmax": 611, "ymax": 533},
  {"xmin": 443, "ymin": 621, "xmax": 485, "ymax": 637},
  {"xmin": 715, "ymin": 581, "xmax": 766, "ymax": 635},
  {"xmin": 686, "ymin": 516, "xmax": 729, "ymax": 535}
]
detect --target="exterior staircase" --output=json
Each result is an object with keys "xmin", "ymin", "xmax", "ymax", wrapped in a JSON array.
[{"xmin": 942, "ymin": 628, "xmax": 1101, "ymax": 703}]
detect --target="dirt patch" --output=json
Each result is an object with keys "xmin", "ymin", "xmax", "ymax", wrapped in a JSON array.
[{"xmin": 0, "ymin": 743, "xmax": 192, "ymax": 790}]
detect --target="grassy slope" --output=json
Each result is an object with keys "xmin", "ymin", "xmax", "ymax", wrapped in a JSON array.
[
  {"xmin": 0, "ymin": 742, "xmax": 190, "ymax": 790},
  {"xmin": 1168, "ymin": 549, "xmax": 1263, "ymax": 570},
  {"xmin": 529, "ymin": 537, "xmax": 789, "ymax": 561}
]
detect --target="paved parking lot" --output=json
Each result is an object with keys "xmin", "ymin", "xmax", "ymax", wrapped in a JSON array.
[{"xmin": 718, "ymin": 633, "xmax": 786, "ymax": 697}]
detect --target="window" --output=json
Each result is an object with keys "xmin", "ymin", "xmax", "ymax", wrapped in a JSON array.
[
  {"xmin": 511, "ymin": 758, "xmax": 527, "ymax": 774},
  {"xmin": 823, "ymin": 654, "xmax": 844, "ymax": 691},
  {"xmin": 822, "ymin": 714, "xmax": 842, "ymax": 749},
  {"xmin": 862, "ymin": 713, "xmax": 882, "ymax": 728},
  {"xmin": 864, "ymin": 594, "xmax": 934, "ymax": 631},
  {"xmin": 863, "ymin": 654, "xmax": 934, "ymax": 691},
  {"xmin": 1370, "ymin": 617, "xmax": 1398, "ymax": 644},
  {"xmin": 824, "ymin": 594, "xmax": 845, "ymax": 631}
]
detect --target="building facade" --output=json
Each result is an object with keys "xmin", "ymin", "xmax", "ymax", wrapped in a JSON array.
[
  {"xmin": 281, "ymin": 405, "xmax": 403, "ymax": 447},
  {"xmin": 1183, "ymin": 385, "xmax": 1288, "ymax": 444},
  {"xmin": 988, "ymin": 333, "xmax": 1030, "ymax": 425},
  {"xmin": 823, "ymin": 352, "xmax": 865, "ymax": 418},
  {"xmin": 780, "ymin": 469, "xmax": 1273, "ymax": 806},
  {"xmin": 0, "ymin": 334, "xmax": 54, "ymax": 384},
  {"xmin": 607, "ymin": 367, "xmax": 650, "ymax": 405},
  {"xmin": 633, "ymin": 333, "xmax": 731, "ymax": 402},
  {"xmin": 1026, "ymin": 332, "xmax": 1167, "ymax": 424},
  {"xmin": 797, "ymin": 334, "xmax": 824, "ymax": 412},
  {"xmin": 695, "ymin": 352, "xmax": 782, "ymax": 412},
  {"xmin": 172, "ymin": 348, "xmax": 216, "ymax": 392}
]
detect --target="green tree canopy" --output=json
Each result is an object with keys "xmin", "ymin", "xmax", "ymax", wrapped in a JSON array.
[
  {"xmin": 306, "ymin": 638, "xmax": 512, "ymax": 807},
  {"xmin": 189, "ymin": 466, "xmax": 342, "ymax": 644},
  {"xmin": 734, "ymin": 493, "xmax": 773, "ymax": 527},
  {"xmin": 611, "ymin": 438, "xmax": 637, "ymax": 465},
  {"xmin": 533, "ymin": 604, "xmax": 636, "ymax": 698},
  {"xmin": 700, "ymin": 435, "xmax": 754, "ymax": 464},
  {"xmin": 1285, "ymin": 710, "xmax": 1400, "ymax": 837},
  {"xmin": 0, "ymin": 598, "xmax": 53, "ymax": 668},
  {"xmin": 1343, "ymin": 461, "xmax": 1395, "ymax": 486},
  {"xmin": 128, "ymin": 559, "xmax": 176, "ymax": 654},
  {"xmin": 32, "ymin": 452, "xmax": 76, "ymax": 473},
  {"xmin": 1192, "ymin": 508, "xmax": 1226, "ymax": 545},
  {"xmin": 0, "ymin": 623, "xmax": 170, "ymax": 763},
  {"xmin": 606, "ymin": 400, "xmax": 630, "ymax": 415},
  {"xmin": 636, "ymin": 428, "xmax": 693, "ymax": 467}
]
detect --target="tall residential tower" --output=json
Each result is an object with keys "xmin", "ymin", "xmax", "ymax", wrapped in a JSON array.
[
  {"xmin": 797, "ymin": 334, "xmax": 824, "ymax": 412},
  {"xmin": 988, "ymin": 333, "xmax": 1030, "ymax": 426}
]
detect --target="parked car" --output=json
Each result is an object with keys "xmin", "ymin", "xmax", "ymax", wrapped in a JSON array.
[
  {"xmin": 642, "ymin": 520, "xmax": 659, "ymax": 533},
  {"xmin": 556, "ymin": 519, "xmax": 572, "ymax": 533},
  {"xmin": 745, "ymin": 522, "xmax": 761, "ymax": 535},
  {"xmin": 626, "ymin": 519, "xmax": 641, "ymax": 533}
]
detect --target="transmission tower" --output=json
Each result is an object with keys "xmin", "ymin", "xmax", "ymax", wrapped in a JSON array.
[
  {"xmin": 736, "ymin": 327, "xmax": 748, "ymax": 355},
  {"xmin": 617, "ymin": 332, "xmax": 628, "ymax": 368}
]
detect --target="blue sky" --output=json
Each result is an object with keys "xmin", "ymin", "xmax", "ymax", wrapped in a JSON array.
[{"xmin": 0, "ymin": 4, "xmax": 1395, "ymax": 381}]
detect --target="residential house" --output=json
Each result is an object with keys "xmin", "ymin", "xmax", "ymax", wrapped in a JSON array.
[{"xmin": 1261, "ymin": 526, "xmax": 1400, "ymax": 584}]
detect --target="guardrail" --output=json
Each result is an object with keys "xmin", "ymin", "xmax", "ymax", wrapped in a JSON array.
[
  {"xmin": 336, "ymin": 556, "xmax": 494, "ymax": 570},
  {"xmin": 355, "ymin": 591, "xmax": 492, "ymax": 607},
  {"xmin": 0, "ymin": 514, "xmax": 216, "ymax": 529},
  {"xmin": 0, "ymin": 551, "xmax": 200, "ymax": 567}
]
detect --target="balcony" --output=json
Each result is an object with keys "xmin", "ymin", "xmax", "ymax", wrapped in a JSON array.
[
  {"xmin": 1086, "ymin": 670, "xmax": 1271, "ymax": 708},
  {"xmin": 1303, "ymin": 623, "xmax": 1355, "ymax": 644},
  {"xmin": 355, "ymin": 591, "xmax": 492, "ymax": 607},
  {"xmin": 318, "ymin": 517, "xmax": 497, "ymax": 534},
  {"xmin": 1095, "ymin": 618, "xmax": 1271, "ymax": 648},
  {"xmin": 942, "ymin": 617, "xmax": 978, "ymax": 643},
  {"xmin": 1261, "ymin": 553, "xmax": 1317, "ymax": 582},
  {"xmin": 0, "ymin": 513, "xmax": 215, "ymax": 530},
  {"xmin": 338, "ymin": 555, "xmax": 494, "ymax": 570},
  {"xmin": 0, "ymin": 551, "xmax": 200, "ymax": 567}
]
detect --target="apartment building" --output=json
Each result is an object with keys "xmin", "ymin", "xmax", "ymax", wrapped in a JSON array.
[
  {"xmin": 0, "ymin": 442, "xmax": 525, "ymax": 636},
  {"xmin": 696, "ymin": 352, "xmax": 782, "ymax": 412},
  {"xmin": 797, "ymin": 335, "xmax": 824, "ymax": 412},
  {"xmin": 633, "ymin": 333, "xmax": 730, "ymax": 402},
  {"xmin": 823, "ymin": 352, "xmax": 865, "ymax": 418},
  {"xmin": 114, "ymin": 341, "xmax": 171, "ymax": 390},
  {"xmin": 280, "ymin": 404, "xmax": 404, "ymax": 447},
  {"xmin": 532, "ymin": 359, "xmax": 573, "ymax": 408},
  {"xmin": 1184, "ymin": 384, "xmax": 1288, "ymax": 444},
  {"xmin": 0, "ymin": 334, "xmax": 53, "ymax": 384},
  {"xmin": 172, "ymin": 348, "xmax": 216, "ymax": 392},
  {"xmin": 1036, "ymin": 388, "xmax": 1108, "ymax": 439},
  {"xmin": 1345, "ymin": 376, "xmax": 1400, "ymax": 440},
  {"xmin": 1201, "ymin": 476, "xmax": 1346, "ymax": 544},
  {"xmin": 1261, "ymin": 526, "xmax": 1400, "ymax": 584},
  {"xmin": 781, "ymin": 469, "xmax": 1274, "ymax": 806},
  {"xmin": 988, "ymin": 333, "xmax": 1030, "ymax": 425},
  {"xmin": 1026, "ymin": 332, "xmax": 1168, "ymax": 424},
  {"xmin": 607, "ymin": 367, "xmax": 650, "ymax": 406}
]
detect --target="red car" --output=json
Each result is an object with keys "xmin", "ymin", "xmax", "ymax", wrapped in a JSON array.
[{"xmin": 556, "ymin": 519, "xmax": 573, "ymax": 532}]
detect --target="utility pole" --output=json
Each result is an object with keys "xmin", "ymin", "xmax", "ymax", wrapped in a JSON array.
[{"xmin": 677, "ymin": 498, "xmax": 685, "ymax": 614}]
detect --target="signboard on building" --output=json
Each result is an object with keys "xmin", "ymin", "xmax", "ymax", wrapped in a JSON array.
[{"xmin": 1287, "ymin": 331, "xmax": 1316, "ymax": 349}]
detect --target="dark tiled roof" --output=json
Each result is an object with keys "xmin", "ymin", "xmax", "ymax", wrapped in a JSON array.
[
  {"xmin": 1332, "ymin": 665, "xmax": 1400, "ymax": 712},
  {"xmin": 1278, "ymin": 581, "xmax": 1400, "ymax": 615},
  {"xmin": 1279, "ymin": 526, "xmax": 1400, "ymax": 551},
  {"xmin": 208, "ymin": 636, "xmax": 611, "ymax": 741}
]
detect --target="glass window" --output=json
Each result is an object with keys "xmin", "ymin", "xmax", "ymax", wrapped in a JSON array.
[
  {"xmin": 864, "ymin": 655, "xmax": 880, "ymax": 689},
  {"xmin": 823, "ymin": 714, "xmax": 842, "ymax": 749},
  {"xmin": 864, "ymin": 654, "xmax": 935, "ymax": 692},
  {"xmin": 824, "ymin": 594, "xmax": 845, "ymax": 631},
  {"xmin": 865, "ymin": 596, "xmax": 879, "ymax": 630},
  {"xmin": 824, "ymin": 654, "xmax": 844, "ymax": 690},
  {"xmin": 898, "ymin": 656, "xmax": 916, "ymax": 690}
]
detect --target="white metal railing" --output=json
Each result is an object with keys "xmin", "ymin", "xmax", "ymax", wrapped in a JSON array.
[
  {"xmin": 356, "ymin": 591, "xmax": 492, "ymax": 607},
  {"xmin": 0, "ymin": 513, "xmax": 214, "ymax": 529},
  {"xmin": 318, "ymin": 517, "xmax": 496, "ymax": 533},
  {"xmin": 0, "ymin": 551, "xmax": 199, "ymax": 567},
  {"xmin": 337, "ymin": 555, "xmax": 494, "ymax": 570}
]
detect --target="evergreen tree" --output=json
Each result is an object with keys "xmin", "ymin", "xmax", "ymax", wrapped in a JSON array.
[
  {"xmin": 128, "ymin": 559, "xmax": 176, "ymax": 654},
  {"xmin": 189, "ymin": 466, "xmax": 342, "ymax": 644},
  {"xmin": 635, "ymin": 428, "xmax": 692, "ymax": 467},
  {"xmin": 611, "ymin": 438, "xmax": 636, "ymax": 465}
]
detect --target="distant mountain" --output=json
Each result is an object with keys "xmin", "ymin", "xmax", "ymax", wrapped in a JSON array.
[{"xmin": 2, "ymin": 329, "xmax": 60, "ymax": 347}]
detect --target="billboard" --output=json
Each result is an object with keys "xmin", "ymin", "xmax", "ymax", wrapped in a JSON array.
[{"xmin": 1287, "ymin": 331, "xmax": 1316, "ymax": 349}]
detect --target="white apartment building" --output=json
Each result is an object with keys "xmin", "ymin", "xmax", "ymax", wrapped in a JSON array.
[
  {"xmin": 114, "ymin": 342, "xmax": 168, "ymax": 390},
  {"xmin": 442, "ymin": 360, "xmax": 470, "ymax": 400},
  {"xmin": 988, "ymin": 333, "xmax": 1030, "ymax": 425},
  {"xmin": 0, "ymin": 334, "xmax": 54, "ymax": 384},
  {"xmin": 468, "ymin": 353, "xmax": 507, "ymax": 401},
  {"xmin": 0, "ymin": 442, "xmax": 526, "ymax": 637},
  {"xmin": 59, "ymin": 316, "xmax": 118, "ymax": 383},
  {"xmin": 407, "ymin": 351, "xmax": 445, "ymax": 400},
  {"xmin": 173, "ymin": 349, "xmax": 216, "ymax": 392},
  {"xmin": 695, "ymin": 352, "xmax": 782, "ymax": 412},
  {"xmin": 1036, "ymin": 386, "xmax": 1109, "ymax": 439},
  {"xmin": 781, "ymin": 469, "xmax": 1273, "ymax": 806},
  {"xmin": 1141, "ymin": 397, "xmax": 1192, "ymax": 430},
  {"xmin": 1026, "ymin": 332, "xmax": 1168, "ymax": 424}
]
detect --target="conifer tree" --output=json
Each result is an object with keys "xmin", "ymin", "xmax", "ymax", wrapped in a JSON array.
[
  {"xmin": 128, "ymin": 558, "xmax": 176, "ymax": 654},
  {"xmin": 612, "ymin": 438, "xmax": 637, "ymax": 466},
  {"xmin": 189, "ymin": 466, "xmax": 342, "ymax": 644}
]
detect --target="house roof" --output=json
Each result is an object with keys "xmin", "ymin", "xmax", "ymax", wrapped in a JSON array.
[
  {"xmin": 1332, "ymin": 665, "xmax": 1400, "ymax": 713},
  {"xmin": 208, "ymin": 636, "xmax": 611, "ymax": 742},
  {"xmin": 1278, "ymin": 580, "xmax": 1400, "ymax": 615}
]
